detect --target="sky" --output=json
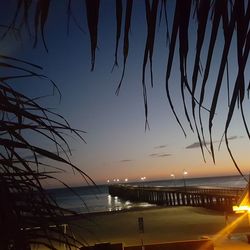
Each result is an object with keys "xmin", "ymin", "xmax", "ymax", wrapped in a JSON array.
[{"xmin": 1, "ymin": 1, "xmax": 250, "ymax": 187}]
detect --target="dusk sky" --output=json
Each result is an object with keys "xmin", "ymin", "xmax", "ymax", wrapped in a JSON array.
[{"xmin": 2, "ymin": 1, "xmax": 250, "ymax": 186}]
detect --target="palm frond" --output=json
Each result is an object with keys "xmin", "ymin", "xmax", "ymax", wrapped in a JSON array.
[{"xmin": 0, "ymin": 57, "xmax": 90, "ymax": 249}]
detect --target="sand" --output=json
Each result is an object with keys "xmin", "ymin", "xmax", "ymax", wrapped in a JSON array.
[{"xmin": 68, "ymin": 206, "xmax": 250, "ymax": 248}]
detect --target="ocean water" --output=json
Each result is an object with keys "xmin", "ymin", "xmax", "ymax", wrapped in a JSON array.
[{"xmin": 47, "ymin": 175, "xmax": 248, "ymax": 214}]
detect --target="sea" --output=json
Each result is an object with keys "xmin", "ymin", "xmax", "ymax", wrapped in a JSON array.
[{"xmin": 47, "ymin": 175, "xmax": 248, "ymax": 214}]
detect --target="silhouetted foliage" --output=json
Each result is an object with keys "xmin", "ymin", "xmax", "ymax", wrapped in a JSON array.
[
  {"xmin": 0, "ymin": 56, "xmax": 93, "ymax": 249},
  {"xmin": 1, "ymin": 0, "xmax": 250, "ymax": 249}
]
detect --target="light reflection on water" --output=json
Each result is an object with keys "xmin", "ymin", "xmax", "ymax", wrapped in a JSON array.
[{"xmin": 107, "ymin": 194, "xmax": 155, "ymax": 212}]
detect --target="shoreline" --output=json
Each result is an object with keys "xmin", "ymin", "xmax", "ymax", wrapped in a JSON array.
[
  {"xmin": 66, "ymin": 204, "xmax": 159, "ymax": 220},
  {"xmin": 64, "ymin": 203, "xmax": 239, "ymax": 222}
]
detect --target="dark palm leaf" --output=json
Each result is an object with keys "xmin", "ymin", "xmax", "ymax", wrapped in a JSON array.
[
  {"xmin": 115, "ymin": 0, "xmax": 133, "ymax": 95},
  {"xmin": 158, "ymin": 0, "xmax": 170, "ymax": 47},
  {"xmin": 208, "ymin": 0, "xmax": 236, "ymax": 163},
  {"xmin": 198, "ymin": 0, "xmax": 224, "ymax": 148},
  {"xmin": 178, "ymin": 0, "xmax": 193, "ymax": 133},
  {"xmin": 141, "ymin": 0, "xmax": 159, "ymax": 130},
  {"xmin": 85, "ymin": 0, "xmax": 100, "ymax": 71},
  {"xmin": 33, "ymin": 0, "xmax": 50, "ymax": 52},
  {"xmin": 165, "ymin": 0, "xmax": 187, "ymax": 137},
  {"xmin": 112, "ymin": 0, "xmax": 123, "ymax": 70},
  {"xmin": 191, "ymin": 0, "xmax": 211, "ymax": 160}
]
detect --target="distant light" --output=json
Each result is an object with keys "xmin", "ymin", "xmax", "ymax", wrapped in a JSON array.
[
  {"xmin": 107, "ymin": 180, "xmax": 110, "ymax": 183},
  {"xmin": 125, "ymin": 178, "xmax": 128, "ymax": 182},
  {"xmin": 117, "ymin": 179, "xmax": 120, "ymax": 182},
  {"xmin": 183, "ymin": 170, "xmax": 188, "ymax": 175},
  {"xmin": 113, "ymin": 179, "xmax": 116, "ymax": 182},
  {"xmin": 141, "ymin": 177, "xmax": 146, "ymax": 181},
  {"xmin": 170, "ymin": 174, "xmax": 175, "ymax": 178},
  {"xmin": 108, "ymin": 195, "xmax": 111, "ymax": 205},
  {"xmin": 233, "ymin": 205, "xmax": 250, "ymax": 214}
]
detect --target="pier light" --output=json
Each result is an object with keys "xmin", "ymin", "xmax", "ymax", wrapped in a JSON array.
[
  {"xmin": 107, "ymin": 180, "xmax": 110, "ymax": 183},
  {"xmin": 113, "ymin": 179, "xmax": 116, "ymax": 182},
  {"xmin": 117, "ymin": 179, "xmax": 120, "ymax": 182},
  {"xmin": 140, "ymin": 176, "xmax": 146, "ymax": 187},
  {"xmin": 183, "ymin": 170, "xmax": 188, "ymax": 190},
  {"xmin": 170, "ymin": 174, "xmax": 176, "ymax": 187},
  {"xmin": 125, "ymin": 178, "xmax": 128, "ymax": 182}
]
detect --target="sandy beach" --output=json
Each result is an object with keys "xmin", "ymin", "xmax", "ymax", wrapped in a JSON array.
[{"xmin": 68, "ymin": 206, "xmax": 250, "ymax": 249}]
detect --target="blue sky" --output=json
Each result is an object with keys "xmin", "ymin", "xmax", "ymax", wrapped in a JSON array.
[{"xmin": 1, "ymin": 0, "xmax": 250, "ymax": 186}]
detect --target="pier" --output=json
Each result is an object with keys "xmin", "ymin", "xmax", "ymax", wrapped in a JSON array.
[{"xmin": 109, "ymin": 185, "xmax": 244, "ymax": 212}]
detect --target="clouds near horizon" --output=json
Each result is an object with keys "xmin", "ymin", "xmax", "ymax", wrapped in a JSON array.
[
  {"xmin": 119, "ymin": 159, "xmax": 133, "ymax": 163},
  {"xmin": 186, "ymin": 136, "xmax": 243, "ymax": 149},
  {"xmin": 149, "ymin": 153, "xmax": 172, "ymax": 158},
  {"xmin": 154, "ymin": 145, "xmax": 167, "ymax": 149}
]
